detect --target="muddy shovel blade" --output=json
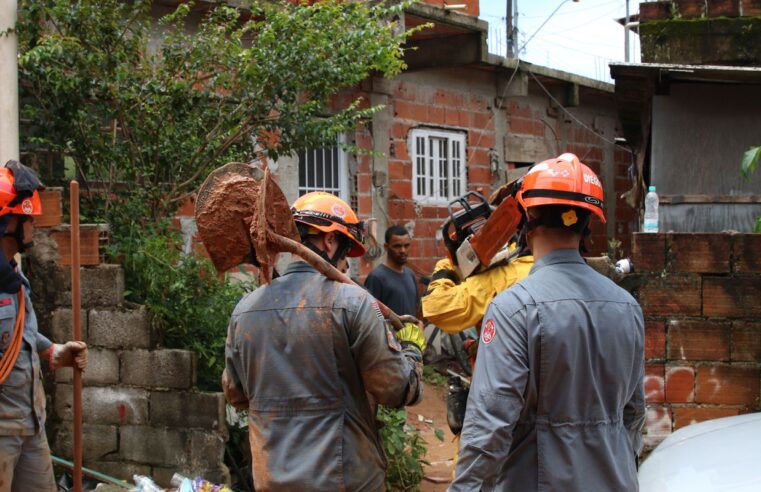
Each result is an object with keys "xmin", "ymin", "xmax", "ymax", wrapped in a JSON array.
[{"xmin": 195, "ymin": 162, "xmax": 299, "ymax": 274}]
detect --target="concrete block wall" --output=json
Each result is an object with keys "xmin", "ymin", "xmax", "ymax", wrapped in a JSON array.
[
  {"xmin": 26, "ymin": 228, "xmax": 229, "ymax": 487},
  {"xmin": 630, "ymin": 232, "xmax": 761, "ymax": 450}
]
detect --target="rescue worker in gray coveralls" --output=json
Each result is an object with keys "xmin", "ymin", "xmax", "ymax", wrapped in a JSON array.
[
  {"xmin": 222, "ymin": 191, "xmax": 425, "ymax": 492},
  {"xmin": 451, "ymin": 153, "xmax": 645, "ymax": 491},
  {"xmin": 0, "ymin": 161, "xmax": 88, "ymax": 492}
]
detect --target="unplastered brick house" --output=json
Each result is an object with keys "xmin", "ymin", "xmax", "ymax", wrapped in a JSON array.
[{"xmin": 241, "ymin": 0, "xmax": 639, "ymax": 281}]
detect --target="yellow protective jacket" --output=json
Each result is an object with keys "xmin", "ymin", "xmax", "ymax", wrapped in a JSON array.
[{"xmin": 421, "ymin": 255, "xmax": 534, "ymax": 334}]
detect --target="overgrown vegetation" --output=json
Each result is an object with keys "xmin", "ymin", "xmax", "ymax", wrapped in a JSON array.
[
  {"xmin": 378, "ymin": 406, "xmax": 428, "ymax": 492},
  {"xmin": 111, "ymin": 223, "xmax": 254, "ymax": 390},
  {"xmin": 17, "ymin": 0, "xmax": 417, "ymax": 383}
]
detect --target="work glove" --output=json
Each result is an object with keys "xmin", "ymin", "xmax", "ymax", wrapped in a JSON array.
[
  {"xmin": 51, "ymin": 341, "xmax": 88, "ymax": 371},
  {"xmin": 431, "ymin": 257, "xmax": 460, "ymax": 284},
  {"xmin": 396, "ymin": 322, "xmax": 426, "ymax": 353}
]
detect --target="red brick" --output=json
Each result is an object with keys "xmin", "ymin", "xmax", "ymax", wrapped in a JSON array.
[
  {"xmin": 695, "ymin": 364, "xmax": 760, "ymax": 405},
  {"xmin": 733, "ymin": 234, "xmax": 761, "ymax": 273},
  {"xmin": 468, "ymin": 130, "xmax": 496, "ymax": 149},
  {"xmin": 433, "ymin": 89, "xmax": 464, "ymax": 108},
  {"xmin": 703, "ymin": 277, "xmax": 761, "ymax": 318},
  {"xmin": 358, "ymin": 195, "xmax": 373, "ymax": 215},
  {"xmin": 428, "ymin": 106, "xmax": 445, "ymax": 125},
  {"xmin": 639, "ymin": 1, "xmax": 673, "ymax": 21},
  {"xmin": 665, "ymin": 365, "xmax": 695, "ymax": 403},
  {"xmin": 387, "ymin": 199, "xmax": 416, "ymax": 220},
  {"xmin": 357, "ymin": 174, "xmax": 372, "ymax": 192},
  {"xmin": 638, "ymin": 275, "xmax": 702, "ymax": 317},
  {"xmin": 645, "ymin": 320, "xmax": 666, "ymax": 360},
  {"xmin": 708, "ymin": 0, "xmax": 740, "ymax": 17},
  {"xmin": 468, "ymin": 167, "xmax": 492, "ymax": 185},
  {"xmin": 743, "ymin": 0, "xmax": 761, "ymax": 16},
  {"xmin": 731, "ymin": 321, "xmax": 761, "ymax": 362},
  {"xmin": 632, "ymin": 233, "xmax": 666, "ymax": 272},
  {"xmin": 393, "ymin": 81, "xmax": 418, "ymax": 101},
  {"xmin": 509, "ymin": 117, "xmax": 543, "ymax": 136},
  {"xmin": 675, "ymin": 0, "xmax": 705, "ymax": 18},
  {"xmin": 645, "ymin": 364, "xmax": 665, "ymax": 403},
  {"xmin": 469, "ymin": 148, "xmax": 490, "ymax": 166},
  {"xmin": 389, "ymin": 180, "xmax": 411, "ymax": 200},
  {"xmin": 672, "ymin": 406, "xmax": 741, "ymax": 430},
  {"xmin": 465, "ymin": 94, "xmax": 487, "ymax": 112},
  {"xmin": 394, "ymin": 100, "xmax": 427, "ymax": 121},
  {"xmin": 644, "ymin": 405, "xmax": 673, "ymax": 448},
  {"xmin": 391, "ymin": 123, "xmax": 411, "ymax": 140},
  {"xmin": 667, "ymin": 320, "xmax": 730, "ymax": 361},
  {"xmin": 472, "ymin": 112, "xmax": 493, "ymax": 130},
  {"xmin": 388, "ymin": 160, "xmax": 407, "ymax": 181},
  {"xmin": 669, "ymin": 233, "xmax": 731, "ymax": 273}
]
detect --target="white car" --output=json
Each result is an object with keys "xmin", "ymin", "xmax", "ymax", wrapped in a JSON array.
[{"xmin": 638, "ymin": 412, "xmax": 761, "ymax": 492}]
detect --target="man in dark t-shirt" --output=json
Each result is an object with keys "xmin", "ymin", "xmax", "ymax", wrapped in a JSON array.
[{"xmin": 364, "ymin": 225, "xmax": 419, "ymax": 317}]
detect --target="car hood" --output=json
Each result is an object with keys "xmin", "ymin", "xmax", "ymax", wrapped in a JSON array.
[{"xmin": 639, "ymin": 412, "xmax": 761, "ymax": 492}]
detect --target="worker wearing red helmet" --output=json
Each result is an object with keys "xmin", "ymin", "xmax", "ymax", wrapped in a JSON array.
[
  {"xmin": 450, "ymin": 153, "xmax": 645, "ymax": 491},
  {"xmin": 222, "ymin": 191, "xmax": 424, "ymax": 491},
  {"xmin": 0, "ymin": 161, "xmax": 88, "ymax": 492}
]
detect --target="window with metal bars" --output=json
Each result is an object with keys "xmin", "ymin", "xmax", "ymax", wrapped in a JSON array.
[
  {"xmin": 297, "ymin": 138, "xmax": 349, "ymax": 203},
  {"xmin": 411, "ymin": 128, "xmax": 467, "ymax": 204}
]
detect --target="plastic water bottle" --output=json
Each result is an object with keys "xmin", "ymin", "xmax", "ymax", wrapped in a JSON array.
[{"xmin": 643, "ymin": 185, "xmax": 659, "ymax": 233}]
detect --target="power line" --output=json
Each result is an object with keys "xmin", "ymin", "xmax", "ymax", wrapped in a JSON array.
[{"xmin": 527, "ymin": 70, "xmax": 632, "ymax": 154}]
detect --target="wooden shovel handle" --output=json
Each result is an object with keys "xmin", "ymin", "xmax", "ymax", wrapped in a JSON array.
[{"xmin": 267, "ymin": 232, "xmax": 405, "ymax": 331}]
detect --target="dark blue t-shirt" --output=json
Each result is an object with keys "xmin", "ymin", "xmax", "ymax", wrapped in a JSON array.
[{"xmin": 364, "ymin": 264, "xmax": 419, "ymax": 317}]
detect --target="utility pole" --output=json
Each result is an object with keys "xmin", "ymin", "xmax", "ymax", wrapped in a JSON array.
[
  {"xmin": 506, "ymin": 0, "xmax": 514, "ymax": 58},
  {"xmin": 624, "ymin": 0, "xmax": 630, "ymax": 62},
  {"xmin": 0, "ymin": 0, "xmax": 19, "ymax": 163}
]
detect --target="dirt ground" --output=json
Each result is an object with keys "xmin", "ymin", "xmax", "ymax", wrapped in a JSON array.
[{"xmin": 406, "ymin": 381, "xmax": 458, "ymax": 491}]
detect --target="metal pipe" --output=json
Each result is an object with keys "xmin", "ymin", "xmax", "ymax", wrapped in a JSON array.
[
  {"xmin": 51, "ymin": 455, "xmax": 131, "ymax": 489},
  {"xmin": 0, "ymin": 0, "xmax": 19, "ymax": 162},
  {"xmin": 70, "ymin": 181, "xmax": 83, "ymax": 492},
  {"xmin": 625, "ymin": 0, "xmax": 630, "ymax": 62}
]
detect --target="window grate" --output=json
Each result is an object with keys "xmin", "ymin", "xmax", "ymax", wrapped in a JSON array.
[
  {"xmin": 298, "ymin": 138, "xmax": 349, "ymax": 203},
  {"xmin": 411, "ymin": 129, "xmax": 467, "ymax": 204}
]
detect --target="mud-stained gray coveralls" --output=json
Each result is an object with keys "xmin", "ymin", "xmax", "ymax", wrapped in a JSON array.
[
  {"xmin": 0, "ymin": 276, "xmax": 57, "ymax": 492},
  {"xmin": 451, "ymin": 249, "xmax": 645, "ymax": 491},
  {"xmin": 225, "ymin": 261, "xmax": 423, "ymax": 492}
]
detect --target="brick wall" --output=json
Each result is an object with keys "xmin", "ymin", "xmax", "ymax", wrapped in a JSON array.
[{"xmin": 630, "ymin": 232, "xmax": 761, "ymax": 449}]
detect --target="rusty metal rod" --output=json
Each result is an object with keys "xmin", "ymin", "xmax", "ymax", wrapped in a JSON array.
[
  {"xmin": 267, "ymin": 231, "xmax": 405, "ymax": 331},
  {"xmin": 70, "ymin": 181, "xmax": 83, "ymax": 492}
]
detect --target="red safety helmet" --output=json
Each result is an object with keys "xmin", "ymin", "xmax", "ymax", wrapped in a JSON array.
[
  {"xmin": 516, "ymin": 153, "xmax": 605, "ymax": 224},
  {"xmin": 0, "ymin": 162, "xmax": 44, "ymax": 218},
  {"xmin": 292, "ymin": 192, "xmax": 366, "ymax": 257}
]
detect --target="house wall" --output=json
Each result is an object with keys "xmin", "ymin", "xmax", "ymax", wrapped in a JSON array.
[{"xmin": 630, "ymin": 232, "xmax": 761, "ymax": 450}]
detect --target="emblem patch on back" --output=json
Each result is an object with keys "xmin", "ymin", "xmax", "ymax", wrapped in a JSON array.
[{"xmin": 482, "ymin": 319, "xmax": 496, "ymax": 344}]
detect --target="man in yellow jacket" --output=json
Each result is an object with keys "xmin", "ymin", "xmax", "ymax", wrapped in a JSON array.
[{"xmin": 422, "ymin": 250, "xmax": 533, "ymax": 336}]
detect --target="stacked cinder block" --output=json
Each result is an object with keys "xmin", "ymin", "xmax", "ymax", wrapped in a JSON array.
[
  {"xmin": 25, "ymin": 196, "xmax": 229, "ymax": 487},
  {"xmin": 631, "ymin": 232, "xmax": 761, "ymax": 450}
]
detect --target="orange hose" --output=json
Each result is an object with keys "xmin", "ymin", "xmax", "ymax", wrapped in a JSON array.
[{"xmin": 0, "ymin": 286, "xmax": 26, "ymax": 385}]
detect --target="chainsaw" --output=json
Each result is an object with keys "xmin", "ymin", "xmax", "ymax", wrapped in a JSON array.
[{"xmin": 441, "ymin": 177, "xmax": 525, "ymax": 279}]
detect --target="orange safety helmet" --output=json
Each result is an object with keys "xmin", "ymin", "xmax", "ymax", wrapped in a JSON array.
[
  {"xmin": 292, "ymin": 192, "xmax": 366, "ymax": 257},
  {"xmin": 0, "ymin": 161, "xmax": 44, "ymax": 218},
  {"xmin": 516, "ymin": 153, "xmax": 605, "ymax": 224}
]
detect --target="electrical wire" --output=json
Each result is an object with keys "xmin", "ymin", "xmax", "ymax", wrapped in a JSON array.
[{"xmin": 527, "ymin": 70, "xmax": 632, "ymax": 153}]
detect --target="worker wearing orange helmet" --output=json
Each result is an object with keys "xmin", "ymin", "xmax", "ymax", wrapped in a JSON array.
[
  {"xmin": 451, "ymin": 153, "xmax": 645, "ymax": 491},
  {"xmin": 222, "ymin": 191, "xmax": 424, "ymax": 491},
  {"xmin": 0, "ymin": 161, "xmax": 88, "ymax": 492}
]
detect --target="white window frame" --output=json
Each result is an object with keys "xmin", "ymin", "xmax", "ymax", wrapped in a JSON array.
[
  {"xmin": 410, "ymin": 128, "xmax": 467, "ymax": 205},
  {"xmin": 297, "ymin": 136, "xmax": 349, "ymax": 203}
]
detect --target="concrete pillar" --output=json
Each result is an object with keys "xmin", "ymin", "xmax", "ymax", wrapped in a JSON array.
[
  {"xmin": 0, "ymin": 0, "xmax": 19, "ymax": 163},
  {"xmin": 370, "ymin": 92, "xmax": 390, "ymax": 253}
]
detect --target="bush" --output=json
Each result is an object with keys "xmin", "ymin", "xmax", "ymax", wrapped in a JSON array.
[
  {"xmin": 110, "ymin": 222, "xmax": 254, "ymax": 391},
  {"xmin": 378, "ymin": 406, "xmax": 427, "ymax": 492}
]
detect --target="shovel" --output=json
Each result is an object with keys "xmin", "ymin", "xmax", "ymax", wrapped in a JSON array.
[{"xmin": 195, "ymin": 161, "xmax": 405, "ymax": 330}]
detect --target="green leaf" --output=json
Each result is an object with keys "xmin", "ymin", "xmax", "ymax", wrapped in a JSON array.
[
  {"xmin": 754, "ymin": 216, "xmax": 761, "ymax": 234},
  {"xmin": 741, "ymin": 146, "xmax": 761, "ymax": 179},
  {"xmin": 434, "ymin": 428, "xmax": 445, "ymax": 442}
]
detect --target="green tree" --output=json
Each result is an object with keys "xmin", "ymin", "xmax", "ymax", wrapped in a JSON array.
[{"xmin": 17, "ymin": 0, "xmax": 416, "ymax": 229}]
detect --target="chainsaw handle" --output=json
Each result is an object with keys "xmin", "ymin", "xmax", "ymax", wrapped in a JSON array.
[{"xmin": 267, "ymin": 232, "xmax": 405, "ymax": 330}]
